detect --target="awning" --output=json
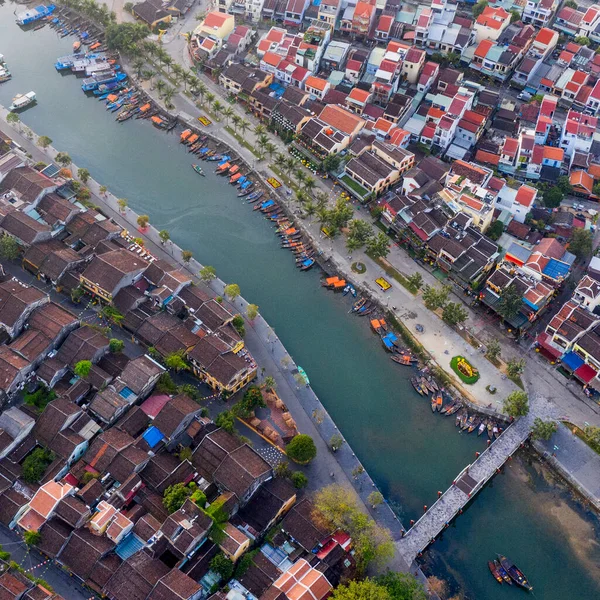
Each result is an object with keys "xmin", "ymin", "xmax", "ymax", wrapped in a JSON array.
[
  {"xmin": 574, "ymin": 363, "xmax": 597, "ymax": 384},
  {"xmin": 536, "ymin": 333, "xmax": 562, "ymax": 359},
  {"xmin": 562, "ymin": 350, "xmax": 585, "ymax": 371}
]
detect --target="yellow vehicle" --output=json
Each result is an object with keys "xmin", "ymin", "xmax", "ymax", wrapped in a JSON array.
[
  {"xmin": 375, "ymin": 277, "xmax": 391, "ymax": 291},
  {"xmin": 197, "ymin": 116, "xmax": 212, "ymax": 126},
  {"xmin": 267, "ymin": 177, "xmax": 282, "ymax": 189}
]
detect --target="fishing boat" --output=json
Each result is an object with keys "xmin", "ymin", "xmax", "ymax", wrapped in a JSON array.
[
  {"xmin": 0, "ymin": 67, "xmax": 11, "ymax": 83},
  {"xmin": 421, "ymin": 377, "xmax": 435, "ymax": 394},
  {"xmin": 297, "ymin": 366, "xmax": 310, "ymax": 385},
  {"xmin": 392, "ymin": 354, "xmax": 416, "ymax": 366},
  {"xmin": 9, "ymin": 91, "xmax": 36, "ymax": 111},
  {"xmin": 468, "ymin": 416, "xmax": 481, "ymax": 433},
  {"xmin": 477, "ymin": 419, "xmax": 487, "ymax": 436},
  {"xmin": 434, "ymin": 392, "xmax": 443, "ymax": 412},
  {"xmin": 299, "ymin": 258, "xmax": 315, "ymax": 271},
  {"xmin": 352, "ymin": 298, "xmax": 366, "ymax": 312},
  {"xmin": 216, "ymin": 162, "xmax": 230, "ymax": 174},
  {"xmin": 411, "ymin": 377, "xmax": 425, "ymax": 396},
  {"xmin": 455, "ymin": 408, "xmax": 467, "ymax": 427},
  {"xmin": 498, "ymin": 556, "xmax": 532, "ymax": 591},
  {"xmin": 73, "ymin": 40, "xmax": 82, "ymax": 52},
  {"xmin": 440, "ymin": 399, "xmax": 456, "ymax": 414},
  {"xmin": 495, "ymin": 560, "xmax": 513, "ymax": 585},
  {"xmin": 430, "ymin": 394, "xmax": 438, "ymax": 412},
  {"xmin": 462, "ymin": 414, "xmax": 475, "ymax": 431},
  {"xmin": 228, "ymin": 164, "xmax": 240, "ymax": 175},
  {"xmin": 192, "ymin": 164, "xmax": 205, "ymax": 176},
  {"xmin": 445, "ymin": 402, "xmax": 461, "ymax": 416},
  {"xmin": 488, "ymin": 561, "xmax": 504, "ymax": 584}
]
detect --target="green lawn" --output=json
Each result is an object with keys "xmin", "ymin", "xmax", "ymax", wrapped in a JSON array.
[{"xmin": 340, "ymin": 175, "xmax": 369, "ymax": 198}]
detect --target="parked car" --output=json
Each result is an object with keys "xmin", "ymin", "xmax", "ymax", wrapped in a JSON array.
[{"xmin": 518, "ymin": 91, "xmax": 532, "ymax": 101}]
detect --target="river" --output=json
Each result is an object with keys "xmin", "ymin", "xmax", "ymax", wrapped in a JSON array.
[{"xmin": 1, "ymin": 8, "xmax": 599, "ymax": 598}]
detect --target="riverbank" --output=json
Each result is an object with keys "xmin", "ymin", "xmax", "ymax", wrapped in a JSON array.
[{"xmin": 0, "ymin": 108, "xmax": 414, "ymax": 574}]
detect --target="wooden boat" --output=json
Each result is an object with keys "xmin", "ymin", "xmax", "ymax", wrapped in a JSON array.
[
  {"xmin": 440, "ymin": 399, "xmax": 456, "ymax": 414},
  {"xmin": 495, "ymin": 561, "xmax": 513, "ymax": 585},
  {"xmin": 192, "ymin": 163, "xmax": 205, "ymax": 176},
  {"xmin": 477, "ymin": 419, "xmax": 488, "ymax": 436},
  {"xmin": 455, "ymin": 408, "xmax": 467, "ymax": 427},
  {"xmin": 180, "ymin": 129, "xmax": 192, "ymax": 142},
  {"xmin": 421, "ymin": 377, "xmax": 435, "ymax": 394},
  {"xmin": 487, "ymin": 421, "xmax": 495, "ymax": 439},
  {"xmin": 434, "ymin": 392, "xmax": 443, "ymax": 412},
  {"xmin": 391, "ymin": 354, "xmax": 414, "ymax": 366},
  {"xmin": 430, "ymin": 394, "xmax": 438, "ymax": 412},
  {"xmin": 488, "ymin": 561, "xmax": 504, "ymax": 584},
  {"xmin": 428, "ymin": 377, "xmax": 439, "ymax": 392},
  {"xmin": 498, "ymin": 556, "xmax": 532, "ymax": 591},
  {"xmin": 445, "ymin": 402, "xmax": 461, "ymax": 416},
  {"xmin": 73, "ymin": 40, "xmax": 82, "ymax": 52},
  {"xmin": 229, "ymin": 171, "xmax": 243, "ymax": 183},
  {"xmin": 494, "ymin": 426, "xmax": 502, "ymax": 440},
  {"xmin": 299, "ymin": 258, "xmax": 315, "ymax": 271},
  {"xmin": 468, "ymin": 416, "xmax": 481, "ymax": 433},
  {"xmin": 352, "ymin": 298, "xmax": 366, "ymax": 312},
  {"xmin": 462, "ymin": 414, "xmax": 475, "ymax": 431},
  {"xmin": 411, "ymin": 377, "xmax": 425, "ymax": 396}
]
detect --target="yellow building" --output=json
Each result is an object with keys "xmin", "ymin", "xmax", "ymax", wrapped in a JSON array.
[{"xmin": 194, "ymin": 11, "xmax": 235, "ymax": 41}]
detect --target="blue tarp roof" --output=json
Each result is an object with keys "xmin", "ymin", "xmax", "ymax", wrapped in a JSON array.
[
  {"xmin": 116, "ymin": 533, "xmax": 144, "ymax": 560},
  {"xmin": 562, "ymin": 351, "xmax": 584, "ymax": 371},
  {"xmin": 143, "ymin": 426, "xmax": 164, "ymax": 448},
  {"xmin": 119, "ymin": 387, "xmax": 134, "ymax": 399},
  {"xmin": 543, "ymin": 258, "xmax": 570, "ymax": 280}
]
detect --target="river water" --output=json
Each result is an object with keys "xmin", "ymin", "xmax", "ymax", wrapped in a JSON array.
[{"xmin": 1, "ymin": 8, "xmax": 599, "ymax": 598}]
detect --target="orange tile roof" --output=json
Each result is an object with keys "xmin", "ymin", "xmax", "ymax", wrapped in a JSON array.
[
  {"xmin": 262, "ymin": 51, "xmax": 282, "ymax": 67},
  {"xmin": 427, "ymin": 106, "xmax": 445, "ymax": 120},
  {"xmin": 476, "ymin": 6, "xmax": 509, "ymax": 30},
  {"xmin": 347, "ymin": 87, "xmax": 371, "ymax": 103},
  {"xmin": 475, "ymin": 149, "xmax": 500, "ymax": 166},
  {"xmin": 319, "ymin": 104, "xmax": 365, "ymax": 135},
  {"xmin": 460, "ymin": 194, "xmax": 484, "ymax": 211},
  {"xmin": 515, "ymin": 184, "xmax": 537, "ymax": 207},
  {"xmin": 474, "ymin": 39, "xmax": 494, "ymax": 58},
  {"xmin": 29, "ymin": 481, "xmax": 74, "ymax": 518},
  {"xmin": 305, "ymin": 75, "xmax": 328, "ymax": 92},
  {"xmin": 203, "ymin": 11, "xmax": 231, "ymax": 29},
  {"xmin": 543, "ymin": 146, "xmax": 564, "ymax": 161},
  {"xmin": 374, "ymin": 117, "xmax": 394, "ymax": 133},
  {"xmin": 570, "ymin": 170, "xmax": 594, "ymax": 192},
  {"xmin": 534, "ymin": 27, "xmax": 556, "ymax": 46},
  {"xmin": 589, "ymin": 162, "xmax": 600, "ymax": 180}
]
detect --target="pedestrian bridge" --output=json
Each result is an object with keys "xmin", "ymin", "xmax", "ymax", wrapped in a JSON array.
[{"xmin": 396, "ymin": 413, "xmax": 534, "ymax": 566}]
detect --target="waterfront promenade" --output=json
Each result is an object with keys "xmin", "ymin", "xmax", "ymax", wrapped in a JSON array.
[{"xmin": 0, "ymin": 111, "xmax": 412, "ymax": 574}]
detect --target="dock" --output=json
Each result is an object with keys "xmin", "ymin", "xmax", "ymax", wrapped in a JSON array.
[{"xmin": 397, "ymin": 411, "xmax": 535, "ymax": 565}]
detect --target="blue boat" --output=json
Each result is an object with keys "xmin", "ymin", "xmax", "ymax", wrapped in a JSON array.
[
  {"xmin": 235, "ymin": 176, "xmax": 247, "ymax": 186},
  {"xmin": 16, "ymin": 4, "xmax": 56, "ymax": 25},
  {"xmin": 300, "ymin": 258, "xmax": 315, "ymax": 271},
  {"xmin": 55, "ymin": 52, "xmax": 86, "ymax": 70},
  {"xmin": 82, "ymin": 71, "xmax": 126, "ymax": 91},
  {"xmin": 93, "ymin": 81, "xmax": 123, "ymax": 96}
]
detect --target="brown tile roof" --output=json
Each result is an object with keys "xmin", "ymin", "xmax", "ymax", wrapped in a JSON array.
[
  {"xmin": 0, "ymin": 166, "xmax": 55, "ymax": 202},
  {"xmin": 27, "ymin": 302, "xmax": 77, "ymax": 341},
  {"xmin": 81, "ymin": 249, "xmax": 148, "ymax": 295},
  {"xmin": 54, "ymin": 495, "xmax": 89, "ymax": 527},
  {"xmin": 89, "ymin": 388, "xmax": 128, "ymax": 424},
  {"xmin": 141, "ymin": 453, "xmax": 193, "ymax": 493},
  {"xmin": 281, "ymin": 499, "xmax": 329, "ymax": 552},
  {"xmin": 153, "ymin": 394, "xmax": 200, "ymax": 439},
  {"xmin": 148, "ymin": 568, "xmax": 202, "ymax": 600},
  {"xmin": 214, "ymin": 445, "xmax": 271, "ymax": 501},
  {"xmin": 192, "ymin": 426, "xmax": 242, "ymax": 479},
  {"xmin": 58, "ymin": 528, "xmax": 114, "ymax": 580},
  {"xmin": 0, "ymin": 280, "xmax": 47, "ymax": 333},
  {"xmin": 37, "ymin": 517, "xmax": 73, "ymax": 557}
]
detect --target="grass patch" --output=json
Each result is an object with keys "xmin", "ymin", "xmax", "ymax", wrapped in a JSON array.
[
  {"xmin": 366, "ymin": 251, "xmax": 417, "ymax": 295},
  {"xmin": 386, "ymin": 312, "xmax": 427, "ymax": 360},
  {"xmin": 351, "ymin": 262, "xmax": 366, "ymax": 274},
  {"xmin": 340, "ymin": 175, "xmax": 369, "ymax": 198},
  {"xmin": 562, "ymin": 422, "xmax": 600, "ymax": 456},
  {"xmin": 450, "ymin": 355, "xmax": 480, "ymax": 384},
  {"xmin": 270, "ymin": 165, "xmax": 300, "ymax": 194},
  {"xmin": 508, "ymin": 374, "xmax": 524, "ymax": 389}
]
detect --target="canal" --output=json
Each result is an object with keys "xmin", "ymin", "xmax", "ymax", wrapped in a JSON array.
[{"xmin": 1, "ymin": 8, "xmax": 599, "ymax": 598}]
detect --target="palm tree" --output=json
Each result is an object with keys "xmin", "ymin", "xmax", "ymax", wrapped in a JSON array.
[
  {"xmin": 156, "ymin": 80, "xmax": 166, "ymax": 98},
  {"xmin": 295, "ymin": 190, "xmax": 307, "ymax": 205},
  {"xmin": 181, "ymin": 71, "xmax": 193, "ymax": 91},
  {"xmin": 133, "ymin": 58, "xmax": 145, "ymax": 78},
  {"xmin": 222, "ymin": 106, "xmax": 234, "ymax": 126},
  {"xmin": 304, "ymin": 176, "xmax": 316, "ymax": 195},
  {"xmin": 275, "ymin": 153, "xmax": 287, "ymax": 171},
  {"xmin": 239, "ymin": 119, "xmax": 250, "ymax": 138},
  {"xmin": 172, "ymin": 63, "xmax": 184, "ymax": 83},
  {"xmin": 142, "ymin": 69, "xmax": 156, "ymax": 88},
  {"xmin": 254, "ymin": 124, "xmax": 267, "ymax": 137},
  {"xmin": 212, "ymin": 99, "xmax": 223, "ymax": 120},
  {"xmin": 265, "ymin": 142, "xmax": 277, "ymax": 161},
  {"xmin": 284, "ymin": 157, "xmax": 297, "ymax": 182},
  {"xmin": 304, "ymin": 201, "xmax": 316, "ymax": 217},
  {"xmin": 197, "ymin": 82, "xmax": 207, "ymax": 105},
  {"xmin": 205, "ymin": 92, "xmax": 215, "ymax": 107},
  {"xmin": 295, "ymin": 168, "xmax": 307, "ymax": 187},
  {"xmin": 157, "ymin": 49, "xmax": 168, "ymax": 67},
  {"xmin": 163, "ymin": 55, "xmax": 173, "ymax": 73},
  {"xmin": 163, "ymin": 86, "xmax": 176, "ymax": 107},
  {"xmin": 231, "ymin": 114, "xmax": 241, "ymax": 133}
]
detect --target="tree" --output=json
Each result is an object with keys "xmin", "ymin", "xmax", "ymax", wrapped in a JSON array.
[
  {"xmin": 377, "ymin": 572, "xmax": 427, "ymax": 600},
  {"xmin": 531, "ymin": 418, "xmax": 558, "ymax": 441},
  {"xmin": 224, "ymin": 283, "xmax": 241, "ymax": 301},
  {"xmin": 210, "ymin": 553, "xmax": 234, "ymax": 580},
  {"xmin": 331, "ymin": 579, "xmax": 390, "ymax": 600},
  {"xmin": 442, "ymin": 302, "xmax": 468, "ymax": 326},
  {"xmin": 322, "ymin": 154, "xmax": 341, "ymax": 172},
  {"xmin": 506, "ymin": 358, "xmax": 525, "ymax": 379},
  {"xmin": 368, "ymin": 491, "xmax": 384, "ymax": 508},
  {"xmin": 291, "ymin": 471, "xmax": 308, "ymax": 489},
  {"xmin": 178, "ymin": 446, "xmax": 193, "ymax": 462},
  {"xmin": 6, "ymin": 112, "xmax": 19, "ymax": 125},
  {"xmin": 37, "ymin": 135, "xmax": 52, "ymax": 148},
  {"xmin": 22, "ymin": 448, "xmax": 54, "ymax": 484},
  {"xmin": 215, "ymin": 410, "xmax": 235, "ymax": 434},
  {"xmin": 584, "ymin": 426, "xmax": 600, "ymax": 453},
  {"xmin": 78, "ymin": 168, "xmax": 90, "ymax": 183},
  {"xmin": 117, "ymin": 198, "xmax": 128, "ymax": 212},
  {"xmin": 346, "ymin": 219, "xmax": 374, "ymax": 251},
  {"xmin": 575, "ymin": 36, "xmax": 591, "ymax": 46},
  {"xmin": 503, "ymin": 390, "xmax": 529, "ymax": 417},
  {"xmin": 109, "ymin": 338, "xmax": 124, "ymax": 353},
  {"xmin": 487, "ymin": 219, "xmax": 504, "ymax": 241},
  {"xmin": 0, "ymin": 234, "xmax": 20, "ymax": 260},
  {"xmin": 286, "ymin": 434, "xmax": 317, "ymax": 464},
  {"xmin": 543, "ymin": 186, "xmax": 563, "ymax": 208},
  {"xmin": 74, "ymin": 360, "xmax": 92, "ymax": 379},
  {"xmin": 177, "ymin": 383, "xmax": 202, "ymax": 402},
  {"xmin": 165, "ymin": 351, "xmax": 188, "ymax": 372},
  {"xmin": 23, "ymin": 531, "xmax": 41, "ymax": 547},
  {"xmin": 234, "ymin": 385, "xmax": 265, "ymax": 417},
  {"xmin": 330, "ymin": 433, "xmax": 344, "ymax": 451},
  {"xmin": 422, "ymin": 284, "xmax": 450, "ymax": 311},
  {"xmin": 247, "ymin": 303, "xmax": 259, "ymax": 321},
  {"xmin": 232, "ymin": 314, "xmax": 245, "ymax": 337},
  {"xmin": 366, "ymin": 232, "xmax": 391, "ymax": 259},
  {"xmin": 497, "ymin": 283, "xmax": 522, "ymax": 319},
  {"xmin": 472, "ymin": 0, "xmax": 488, "ymax": 18},
  {"xmin": 263, "ymin": 375, "xmax": 276, "ymax": 391},
  {"xmin": 564, "ymin": 0, "xmax": 577, "ymax": 6},
  {"xmin": 55, "ymin": 152, "xmax": 71, "ymax": 167},
  {"xmin": 485, "ymin": 338, "xmax": 501, "ymax": 362},
  {"xmin": 163, "ymin": 482, "xmax": 192, "ymax": 513},
  {"xmin": 557, "ymin": 175, "xmax": 572, "ymax": 195},
  {"xmin": 159, "ymin": 230, "xmax": 170, "ymax": 244},
  {"xmin": 105, "ymin": 22, "xmax": 149, "ymax": 53},
  {"xmin": 99, "ymin": 185, "xmax": 108, "ymax": 196},
  {"xmin": 124, "ymin": 1, "xmax": 134, "ymax": 13},
  {"xmin": 569, "ymin": 228, "xmax": 593, "ymax": 260},
  {"xmin": 510, "ymin": 9, "xmax": 520, "ymax": 23},
  {"xmin": 156, "ymin": 372, "xmax": 177, "ymax": 395},
  {"xmin": 137, "ymin": 214, "xmax": 150, "ymax": 229},
  {"xmin": 407, "ymin": 273, "xmax": 423, "ymax": 290}
]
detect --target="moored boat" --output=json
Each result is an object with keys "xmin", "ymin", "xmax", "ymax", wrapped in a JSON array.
[
  {"xmin": 191, "ymin": 164, "xmax": 205, "ymax": 176},
  {"xmin": 455, "ymin": 407, "xmax": 467, "ymax": 427},
  {"xmin": 434, "ymin": 392, "xmax": 443, "ymax": 412},
  {"xmin": 445, "ymin": 401, "xmax": 461, "ymax": 416},
  {"xmin": 411, "ymin": 377, "xmax": 425, "ymax": 396},
  {"xmin": 9, "ymin": 91, "xmax": 36, "ymax": 111},
  {"xmin": 477, "ymin": 419, "xmax": 487, "ymax": 436},
  {"xmin": 468, "ymin": 416, "xmax": 481, "ymax": 433},
  {"xmin": 496, "ymin": 560, "xmax": 512, "ymax": 585},
  {"xmin": 488, "ymin": 561, "xmax": 504, "ymax": 584},
  {"xmin": 498, "ymin": 556, "xmax": 532, "ymax": 591}
]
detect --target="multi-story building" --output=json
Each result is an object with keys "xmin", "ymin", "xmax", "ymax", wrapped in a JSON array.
[{"xmin": 522, "ymin": 0, "xmax": 558, "ymax": 28}]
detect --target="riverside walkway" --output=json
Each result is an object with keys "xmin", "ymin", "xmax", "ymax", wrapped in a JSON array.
[{"xmin": 397, "ymin": 410, "xmax": 536, "ymax": 566}]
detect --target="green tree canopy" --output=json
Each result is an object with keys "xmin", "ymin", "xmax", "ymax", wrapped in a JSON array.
[
  {"xmin": 506, "ymin": 358, "xmax": 525, "ymax": 378},
  {"xmin": 199, "ymin": 265, "xmax": 217, "ymax": 282},
  {"xmin": 137, "ymin": 214, "xmax": 150, "ymax": 229},
  {"xmin": 37, "ymin": 135, "xmax": 52, "ymax": 148},
  {"xmin": 368, "ymin": 491, "xmax": 384, "ymax": 508},
  {"xmin": 210, "ymin": 553, "xmax": 234, "ymax": 580},
  {"xmin": 291, "ymin": 471, "xmax": 308, "ymax": 489},
  {"xmin": 531, "ymin": 418, "xmax": 558, "ymax": 440},
  {"xmin": 232, "ymin": 314, "xmax": 245, "ymax": 337},
  {"xmin": 182, "ymin": 250, "xmax": 193, "ymax": 263},
  {"xmin": 165, "ymin": 351, "xmax": 188, "ymax": 372},
  {"xmin": 224, "ymin": 283, "xmax": 241, "ymax": 301},
  {"xmin": 159, "ymin": 230, "xmax": 170, "ymax": 244},
  {"xmin": 0, "ymin": 234, "xmax": 20, "ymax": 260},
  {"xmin": 233, "ymin": 385, "xmax": 265, "ymax": 418},
  {"xmin": 377, "ymin": 572, "xmax": 427, "ymax": 600},
  {"xmin": 106, "ymin": 22, "xmax": 149, "ymax": 53},
  {"xmin": 485, "ymin": 338, "xmax": 501, "ymax": 362},
  {"xmin": 286, "ymin": 434, "xmax": 317, "ymax": 464},
  {"xmin": 74, "ymin": 360, "xmax": 92, "ymax": 379},
  {"xmin": 487, "ymin": 219, "xmax": 504, "ymax": 241},
  {"xmin": 163, "ymin": 482, "xmax": 193, "ymax": 513},
  {"xmin": 366, "ymin": 232, "xmax": 391, "ymax": 259},
  {"xmin": 23, "ymin": 531, "xmax": 41, "ymax": 547},
  {"xmin": 331, "ymin": 579, "xmax": 391, "ymax": 600},
  {"xmin": 109, "ymin": 338, "xmax": 124, "ymax": 353},
  {"xmin": 543, "ymin": 186, "xmax": 563, "ymax": 208},
  {"xmin": 346, "ymin": 219, "xmax": 374, "ymax": 251},
  {"xmin": 473, "ymin": 0, "xmax": 489, "ymax": 18},
  {"xmin": 569, "ymin": 228, "xmax": 593, "ymax": 261},
  {"xmin": 247, "ymin": 303, "xmax": 259, "ymax": 321},
  {"xmin": 422, "ymin": 284, "xmax": 450, "ymax": 311},
  {"xmin": 407, "ymin": 273, "xmax": 423, "ymax": 290},
  {"xmin": 322, "ymin": 154, "xmax": 342, "ymax": 172},
  {"xmin": 442, "ymin": 302, "xmax": 468, "ymax": 326},
  {"xmin": 503, "ymin": 390, "xmax": 529, "ymax": 417},
  {"xmin": 78, "ymin": 168, "xmax": 90, "ymax": 183},
  {"xmin": 497, "ymin": 283, "xmax": 522, "ymax": 320},
  {"xmin": 22, "ymin": 448, "xmax": 54, "ymax": 484},
  {"xmin": 215, "ymin": 410, "xmax": 235, "ymax": 434}
]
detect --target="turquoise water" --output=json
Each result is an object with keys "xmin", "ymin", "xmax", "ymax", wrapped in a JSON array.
[{"xmin": 1, "ymin": 10, "xmax": 599, "ymax": 598}]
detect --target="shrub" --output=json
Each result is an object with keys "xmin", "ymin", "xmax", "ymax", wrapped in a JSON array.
[
  {"xmin": 156, "ymin": 372, "xmax": 177, "ymax": 395},
  {"xmin": 163, "ymin": 482, "xmax": 193, "ymax": 513},
  {"xmin": 109, "ymin": 338, "xmax": 124, "ymax": 353},
  {"xmin": 23, "ymin": 531, "xmax": 41, "ymax": 546},
  {"xmin": 210, "ymin": 553, "xmax": 234, "ymax": 580},
  {"xmin": 286, "ymin": 434, "xmax": 317, "ymax": 464},
  {"xmin": 22, "ymin": 448, "xmax": 54, "ymax": 484},
  {"xmin": 291, "ymin": 471, "xmax": 308, "ymax": 489},
  {"xmin": 450, "ymin": 356, "xmax": 480, "ymax": 384}
]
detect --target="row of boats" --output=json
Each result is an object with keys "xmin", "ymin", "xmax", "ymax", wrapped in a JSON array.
[
  {"xmin": 47, "ymin": 12, "xmax": 105, "ymax": 53},
  {"xmin": 489, "ymin": 555, "xmax": 533, "ymax": 591}
]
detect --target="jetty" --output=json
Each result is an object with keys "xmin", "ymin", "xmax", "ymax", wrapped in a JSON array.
[{"xmin": 397, "ymin": 412, "xmax": 534, "ymax": 566}]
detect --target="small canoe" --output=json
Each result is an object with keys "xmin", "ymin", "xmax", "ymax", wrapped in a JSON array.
[
  {"xmin": 455, "ymin": 408, "xmax": 467, "ymax": 427},
  {"xmin": 496, "ymin": 561, "xmax": 513, "ymax": 585},
  {"xmin": 468, "ymin": 416, "xmax": 481, "ymax": 433},
  {"xmin": 411, "ymin": 377, "xmax": 425, "ymax": 396},
  {"xmin": 445, "ymin": 402, "xmax": 461, "ymax": 416},
  {"xmin": 462, "ymin": 414, "xmax": 475, "ymax": 431},
  {"xmin": 435, "ymin": 392, "xmax": 443, "ymax": 412},
  {"xmin": 430, "ymin": 395, "xmax": 437, "ymax": 412},
  {"xmin": 488, "ymin": 561, "xmax": 503, "ymax": 584},
  {"xmin": 180, "ymin": 129, "xmax": 192, "ymax": 142},
  {"xmin": 477, "ymin": 419, "xmax": 487, "ymax": 436},
  {"xmin": 191, "ymin": 164, "xmax": 205, "ymax": 176},
  {"xmin": 441, "ymin": 399, "xmax": 455, "ymax": 414}
]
